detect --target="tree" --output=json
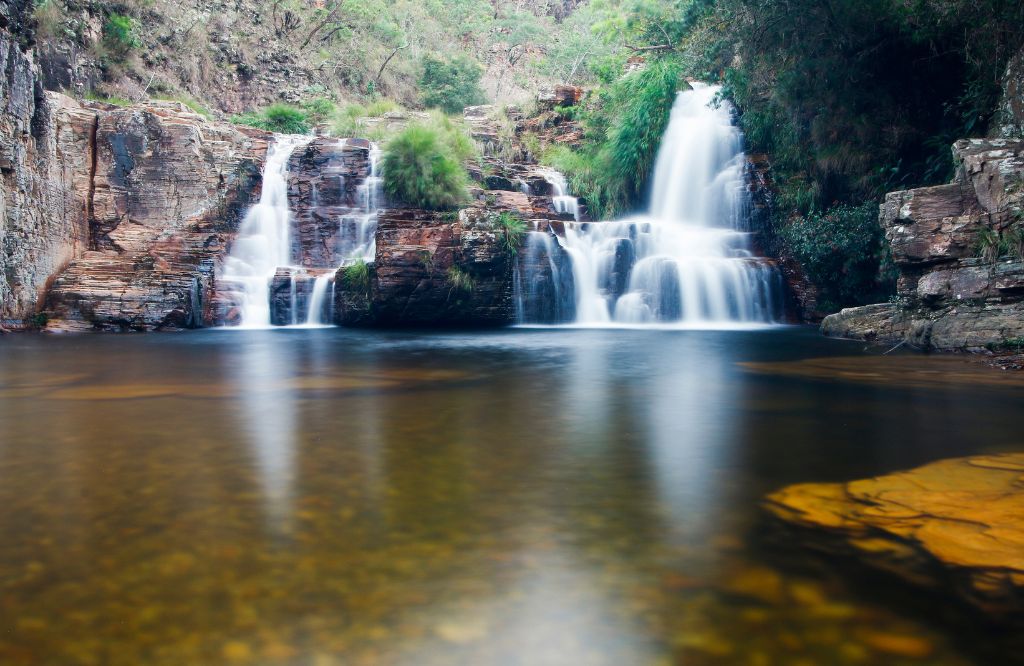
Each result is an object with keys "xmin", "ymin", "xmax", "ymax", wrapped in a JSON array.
[{"xmin": 419, "ymin": 54, "xmax": 486, "ymax": 114}]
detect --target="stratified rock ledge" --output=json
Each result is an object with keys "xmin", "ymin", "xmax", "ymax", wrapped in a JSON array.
[{"xmin": 765, "ymin": 454, "xmax": 1024, "ymax": 624}]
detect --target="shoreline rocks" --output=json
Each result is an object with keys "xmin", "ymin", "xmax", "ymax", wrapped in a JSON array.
[{"xmin": 822, "ymin": 138, "xmax": 1024, "ymax": 351}]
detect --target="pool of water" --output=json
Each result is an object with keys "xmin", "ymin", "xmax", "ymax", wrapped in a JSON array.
[{"xmin": 0, "ymin": 326, "xmax": 1021, "ymax": 665}]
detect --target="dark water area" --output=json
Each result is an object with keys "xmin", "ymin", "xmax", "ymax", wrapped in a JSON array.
[{"xmin": 0, "ymin": 326, "xmax": 1021, "ymax": 665}]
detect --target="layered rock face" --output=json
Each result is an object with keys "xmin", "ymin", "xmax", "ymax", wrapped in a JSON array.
[
  {"xmin": 43, "ymin": 103, "xmax": 267, "ymax": 330},
  {"xmin": 765, "ymin": 454, "xmax": 1024, "ymax": 625},
  {"xmin": 822, "ymin": 138, "xmax": 1024, "ymax": 350},
  {"xmin": 335, "ymin": 204, "xmax": 572, "ymax": 328},
  {"xmin": 0, "ymin": 22, "xmax": 91, "ymax": 326}
]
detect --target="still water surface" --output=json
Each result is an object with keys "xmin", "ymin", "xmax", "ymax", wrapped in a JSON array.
[{"xmin": 0, "ymin": 327, "xmax": 1021, "ymax": 665}]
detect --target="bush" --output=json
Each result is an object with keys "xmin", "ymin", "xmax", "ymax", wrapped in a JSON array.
[
  {"xmin": 543, "ymin": 59, "xmax": 682, "ymax": 219},
  {"xmin": 781, "ymin": 202, "xmax": 895, "ymax": 312},
  {"xmin": 493, "ymin": 212, "xmax": 526, "ymax": 254},
  {"xmin": 446, "ymin": 266, "xmax": 475, "ymax": 293},
  {"xmin": 419, "ymin": 54, "xmax": 486, "ymax": 115},
  {"xmin": 382, "ymin": 121, "xmax": 471, "ymax": 210},
  {"xmin": 231, "ymin": 104, "xmax": 311, "ymax": 134},
  {"xmin": 342, "ymin": 259, "xmax": 371, "ymax": 294},
  {"xmin": 103, "ymin": 14, "xmax": 139, "ymax": 57}
]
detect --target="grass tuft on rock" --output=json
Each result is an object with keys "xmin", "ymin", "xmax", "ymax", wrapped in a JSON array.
[{"xmin": 382, "ymin": 118, "xmax": 474, "ymax": 210}]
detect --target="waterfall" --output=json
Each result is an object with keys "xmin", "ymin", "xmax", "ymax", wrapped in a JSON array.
[
  {"xmin": 517, "ymin": 83, "xmax": 782, "ymax": 327},
  {"xmin": 305, "ymin": 272, "xmax": 334, "ymax": 325},
  {"xmin": 220, "ymin": 136, "xmax": 311, "ymax": 328},
  {"xmin": 220, "ymin": 137, "xmax": 382, "ymax": 328}
]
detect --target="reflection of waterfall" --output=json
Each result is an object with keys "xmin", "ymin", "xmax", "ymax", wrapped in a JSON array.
[
  {"xmin": 517, "ymin": 84, "xmax": 783, "ymax": 327},
  {"xmin": 220, "ymin": 136, "xmax": 311, "ymax": 328}
]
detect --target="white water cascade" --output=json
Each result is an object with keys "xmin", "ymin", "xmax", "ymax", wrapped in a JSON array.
[
  {"xmin": 220, "ymin": 135, "xmax": 312, "ymax": 328},
  {"xmin": 519, "ymin": 83, "xmax": 781, "ymax": 326},
  {"xmin": 220, "ymin": 137, "xmax": 384, "ymax": 329}
]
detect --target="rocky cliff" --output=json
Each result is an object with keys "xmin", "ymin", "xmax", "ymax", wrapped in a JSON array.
[
  {"xmin": 1, "ymin": 0, "xmax": 270, "ymax": 331},
  {"xmin": 822, "ymin": 138, "xmax": 1024, "ymax": 350}
]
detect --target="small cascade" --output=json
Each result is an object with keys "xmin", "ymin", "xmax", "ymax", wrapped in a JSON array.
[
  {"xmin": 220, "ymin": 137, "xmax": 382, "ymax": 328},
  {"xmin": 538, "ymin": 168, "xmax": 580, "ymax": 221},
  {"xmin": 516, "ymin": 83, "xmax": 782, "ymax": 327},
  {"xmin": 305, "ymin": 272, "xmax": 335, "ymax": 325},
  {"xmin": 220, "ymin": 135, "xmax": 312, "ymax": 328},
  {"xmin": 340, "ymin": 142, "xmax": 382, "ymax": 262}
]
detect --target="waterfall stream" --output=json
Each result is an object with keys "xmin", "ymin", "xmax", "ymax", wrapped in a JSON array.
[
  {"xmin": 517, "ymin": 83, "xmax": 782, "ymax": 327},
  {"xmin": 220, "ymin": 137, "xmax": 382, "ymax": 328}
]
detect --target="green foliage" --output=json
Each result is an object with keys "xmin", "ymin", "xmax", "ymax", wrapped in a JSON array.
[
  {"xmin": 103, "ymin": 13, "xmax": 139, "ymax": 57},
  {"xmin": 231, "ymin": 104, "xmax": 311, "ymax": 134},
  {"xmin": 84, "ymin": 91, "xmax": 132, "ymax": 106},
  {"xmin": 342, "ymin": 260, "xmax": 371, "ymax": 294},
  {"xmin": 153, "ymin": 95, "xmax": 212, "ymax": 119},
  {"xmin": 446, "ymin": 266, "xmax": 475, "ymax": 293},
  {"xmin": 544, "ymin": 59, "xmax": 682, "ymax": 218},
  {"xmin": 382, "ymin": 120, "xmax": 471, "ymax": 210},
  {"xmin": 493, "ymin": 212, "xmax": 527, "ymax": 254},
  {"xmin": 780, "ymin": 203, "xmax": 895, "ymax": 312},
  {"xmin": 26, "ymin": 312, "xmax": 49, "ymax": 330},
  {"xmin": 419, "ymin": 54, "xmax": 486, "ymax": 115},
  {"xmin": 301, "ymin": 98, "xmax": 337, "ymax": 126},
  {"xmin": 975, "ymin": 225, "xmax": 1024, "ymax": 263}
]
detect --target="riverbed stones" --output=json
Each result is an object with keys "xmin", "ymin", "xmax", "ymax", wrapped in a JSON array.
[{"xmin": 764, "ymin": 453, "xmax": 1024, "ymax": 623}]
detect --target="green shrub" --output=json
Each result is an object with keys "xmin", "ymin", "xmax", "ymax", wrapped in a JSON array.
[
  {"xmin": 382, "ymin": 122, "xmax": 470, "ymax": 210},
  {"xmin": 542, "ymin": 59, "xmax": 682, "ymax": 219},
  {"xmin": 231, "ymin": 104, "xmax": 311, "ymax": 134},
  {"xmin": 493, "ymin": 212, "xmax": 526, "ymax": 254},
  {"xmin": 103, "ymin": 14, "xmax": 139, "ymax": 57},
  {"xmin": 301, "ymin": 98, "xmax": 337, "ymax": 126},
  {"xmin": 342, "ymin": 259, "xmax": 371, "ymax": 294},
  {"xmin": 419, "ymin": 54, "xmax": 486, "ymax": 115},
  {"xmin": 84, "ymin": 91, "xmax": 132, "ymax": 107},
  {"xmin": 446, "ymin": 266, "xmax": 475, "ymax": 292},
  {"xmin": 780, "ymin": 202, "xmax": 894, "ymax": 312}
]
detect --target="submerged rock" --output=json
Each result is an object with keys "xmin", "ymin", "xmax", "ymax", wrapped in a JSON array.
[{"xmin": 765, "ymin": 453, "xmax": 1024, "ymax": 624}]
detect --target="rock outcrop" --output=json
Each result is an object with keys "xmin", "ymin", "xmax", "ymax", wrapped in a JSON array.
[
  {"xmin": 822, "ymin": 138, "xmax": 1024, "ymax": 350},
  {"xmin": 42, "ymin": 102, "xmax": 267, "ymax": 330},
  {"xmin": 996, "ymin": 46, "xmax": 1024, "ymax": 139},
  {"xmin": 335, "ymin": 207, "xmax": 518, "ymax": 327},
  {"xmin": 765, "ymin": 454, "xmax": 1024, "ymax": 624}
]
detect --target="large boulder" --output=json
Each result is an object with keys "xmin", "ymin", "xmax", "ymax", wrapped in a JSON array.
[{"xmin": 765, "ymin": 454, "xmax": 1024, "ymax": 624}]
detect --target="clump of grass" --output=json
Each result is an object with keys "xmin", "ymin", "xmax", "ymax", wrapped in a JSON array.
[
  {"xmin": 231, "ymin": 103, "xmax": 311, "ymax": 134},
  {"xmin": 382, "ymin": 119, "xmax": 473, "ymax": 210},
  {"xmin": 84, "ymin": 91, "xmax": 132, "ymax": 106},
  {"xmin": 493, "ymin": 211, "xmax": 527, "ymax": 254},
  {"xmin": 342, "ymin": 259, "xmax": 371, "ymax": 294},
  {"xmin": 446, "ymin": 266, "xmax": 475, "ymax": 293},
  {"xmin": 153, "ymin": 95, "xmax": 211, "ymax": 119}
]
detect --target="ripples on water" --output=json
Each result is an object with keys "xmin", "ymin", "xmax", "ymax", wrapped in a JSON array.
[{"xmin": 0, "ymin": 327, "xmax": 1021, "ymax": 665}]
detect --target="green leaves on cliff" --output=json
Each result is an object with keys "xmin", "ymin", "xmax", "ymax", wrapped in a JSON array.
[
  {"xmin": 232, "ymin": 104, "xmax": 313, "ymax": 134},
  {"xmin": 382, "ymin": 117, "xmax": 474, "ymax": 210},
  {"xmin": 545, "ymin": 59, "xmax": 683, "ymax": 219},
  {"xmin": 780, "ymin": 203, "xmax": 895, "ymax": 312}
]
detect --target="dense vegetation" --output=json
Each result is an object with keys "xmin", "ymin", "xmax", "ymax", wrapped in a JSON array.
[{"xmin": 381, "ymin": 115, "xmax": 476, "ymax": 210}]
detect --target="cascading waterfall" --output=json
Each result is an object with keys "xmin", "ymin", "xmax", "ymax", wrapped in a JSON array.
[
  {"xmin": 220, "ymin": 135, "xmax": 312, "ymax": 328},
  {"xmin": 538, "ymin": 168, "xmax": 580, "ymax": 221},
  {"xmin": 517, "ymin": 83, "xmax": 782, "ymax": 327},
  {"xmin": 220, "ymin": 137, "xmax": 383, "ymax": 329}
]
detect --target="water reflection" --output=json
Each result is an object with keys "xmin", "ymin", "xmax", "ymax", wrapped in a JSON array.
[{"xmin": 0, "ymin": 329, "xmax": 1020, "ymax": 664}]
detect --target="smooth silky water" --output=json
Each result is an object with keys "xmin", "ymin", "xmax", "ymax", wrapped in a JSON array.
[{"xmin": 1, "ymin": 328, "xmax": 1022, "ymax": 665}]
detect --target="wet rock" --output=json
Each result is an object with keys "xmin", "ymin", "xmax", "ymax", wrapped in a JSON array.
[{"xmin": 765, "ymin": 453, "xmax": 1024, "ymax": 623}]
